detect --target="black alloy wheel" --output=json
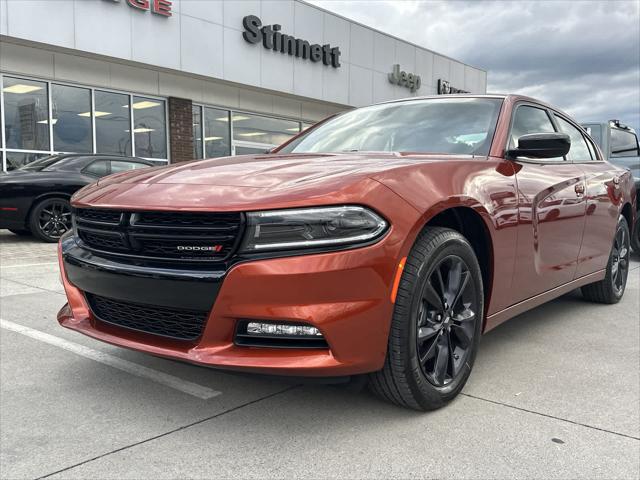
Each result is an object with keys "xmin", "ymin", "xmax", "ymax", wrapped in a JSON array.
[
  {"xmin": 582, "ymin": 215, "xmax": 630, "ymax": 304},
  {"xmin": 29, "ymin": 198, "xmax": 72, "ymax": 242},
  {"xmin": 417, "ymin": 255, "xmax": 478, "ymax": 387},
  {"xmin": 610, "ymin": 223, "xmax": 630, "ymax": 297},
  {"xmin": 631, "ymin": 214, "xmax": 640, "ymax": 254},
  {"xmin": 369, "ymin": 227, "xmax": 483, "ymax": 410}
]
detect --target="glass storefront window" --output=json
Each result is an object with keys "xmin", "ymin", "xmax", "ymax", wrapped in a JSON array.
[
  {"xmin": 133, "ymin": 96, "xmax": 167, "ymax": 159},
  {"xmin": 95, "ymin": 90, "xmax": 131, "ymax": 156},
  {"xmin": 3, "ymin": 77, "xmax": 50, "ymax": 151},
  {"xmin": 193, "ymin": 105, "xmax": 203, "ymax": 160},
  {"xmin": 51, "ymin": 84, "xmax": 92, "ymax": 153},
  {"xmin": 232, "ymin": 113, "xmax": 300, "ymax": 146},
  {"xmin": 204, "ymin": 107, "xmax": 231, "ymax": 158}
]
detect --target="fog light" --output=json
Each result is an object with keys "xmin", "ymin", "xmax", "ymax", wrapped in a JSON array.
[{"xmin": 246, "ymin": 322, "xmax": 323, "ymax": 337}]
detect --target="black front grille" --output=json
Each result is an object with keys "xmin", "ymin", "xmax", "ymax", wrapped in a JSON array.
[
  {"xmin": 74, "ymin": 208, "xmax": 243, "ymax": 262},
  {"xmin": 87, "ymin": 293, "xmax": 208, "ymax": 340}
]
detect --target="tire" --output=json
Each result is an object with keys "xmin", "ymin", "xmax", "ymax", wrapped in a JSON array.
[
  {"xmin": 28, "ymin": 197, "xmax": 72, "ymax": 243},
  {"xmin": 8, "ymin": 229, "xmax": 31, "ymax": 236},
  {"xmin": 582, "ymin": 215, "xmax": 631, "ymax": 304},
  {"xmin": 631, "ymin": 213, "xmax": 640, "ymax": 254},
  {"xmin": 369, "ymin": 227, "xmax": 484, "ymax": 411}
]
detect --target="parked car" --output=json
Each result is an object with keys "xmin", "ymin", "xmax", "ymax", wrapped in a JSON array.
[
  {"xmin": 57, "ymin": 95, "xmax": 636, "ymax": 410},
  {"xmin": 0, "ymin": 154, "xmax": 155, "ymax": 242},
  {"xmin": 581, "ymin": 120, "xmax": 640, "ymax": 252}
]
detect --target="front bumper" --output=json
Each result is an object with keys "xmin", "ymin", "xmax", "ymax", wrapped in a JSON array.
[{"xmin": 57, "ymin": 231, "xmax": 400, "ymax": 377}]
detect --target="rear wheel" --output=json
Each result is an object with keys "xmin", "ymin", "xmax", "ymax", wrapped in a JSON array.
[
  {"xmin": 631, "ymin": 212, "xmax": 640, "ymax": 254},
  {"xmin": 369, "ymin": 227, "xmax": 483, "ymax": 410},
  {"xmin": 582, "ymin": 215, "xmax": 630, "ymax": 304},
  {"xmin": 28, "ymin": 198, "xmax": 72, "ymax": 243},
  {"xmin": 8, "ymin": 229, "xmax": 31, "ymax": 236}
]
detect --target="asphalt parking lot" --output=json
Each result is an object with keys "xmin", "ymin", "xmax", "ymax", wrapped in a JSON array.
[{"xmin": 0, "ymin": 230, "xmax": 638, "ymax": 480}]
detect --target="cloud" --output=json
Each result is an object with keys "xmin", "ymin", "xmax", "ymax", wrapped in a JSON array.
[{"xmin": 309, "ymin": 0, "xmax": 640, "ymax": 131}]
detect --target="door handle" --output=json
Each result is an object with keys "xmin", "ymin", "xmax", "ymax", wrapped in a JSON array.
[{"xmin": 574, "ymin": 183, "xmax": 585, "ymax": 196}]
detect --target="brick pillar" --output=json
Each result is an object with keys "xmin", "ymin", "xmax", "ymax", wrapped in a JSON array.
[{"xmin": 168, "ymin": 97, "xmax": 194, "ymax": 163}]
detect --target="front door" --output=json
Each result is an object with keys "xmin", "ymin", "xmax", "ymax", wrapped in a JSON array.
[{"xmin": 509, "ymin": 104, "xmax": 587, "ymax": 303}]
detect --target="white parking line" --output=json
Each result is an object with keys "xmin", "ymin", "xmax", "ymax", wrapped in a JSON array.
[
  {"xmin": 0, "ymin": 318, "xmax": 221, "ymax": 400},
  {"xmin": 0, "ymin": 262, "xmax": 58, "ymax": 269}
]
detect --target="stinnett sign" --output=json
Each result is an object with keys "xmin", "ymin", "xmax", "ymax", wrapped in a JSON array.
[
  {"xmin": 103, "ymin": 0, "xmax": 172, "ymax": 17},
  {"xmin": 242, "ymin": 15, "xmax": 342, "ymax": 68}
]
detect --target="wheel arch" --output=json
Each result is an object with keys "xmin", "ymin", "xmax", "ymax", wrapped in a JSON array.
[
  {"xmin": 411, "ymin": 202, "xmax": 495, "ymax": 319},
  {"xmin": 26, "ymin": 191, "xmax": 72, "ymax": 225},
  {"xmin": 621, "ymin": 201, "xmax": 633, "ymax": 230}
]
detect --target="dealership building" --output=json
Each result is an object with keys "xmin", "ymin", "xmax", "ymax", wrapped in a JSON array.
[{"xmin": 0, "ymin": 0, "xmax": 487, "ymax": 171}]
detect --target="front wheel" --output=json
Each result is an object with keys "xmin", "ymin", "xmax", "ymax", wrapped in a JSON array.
[
  {"xmin": 369, "ymin": 227, "xmax": 483, "ymax": 410},
  {"xmin": 582, "ymin": 215, "xmax": 630, "ymax": 304},
  {"xmin": 28, "ymin": 198, "xmax": 72, "ymax": 243}
]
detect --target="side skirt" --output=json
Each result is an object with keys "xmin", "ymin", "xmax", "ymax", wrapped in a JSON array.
[{"xmin": 484, "ymin": 269, "xmax": 606, "ymax": 332}]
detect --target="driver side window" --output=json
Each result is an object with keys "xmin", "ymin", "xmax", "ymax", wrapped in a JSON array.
[{"xmin": 510, "ymin": 105, "xmax": 564, "ymax": 161}]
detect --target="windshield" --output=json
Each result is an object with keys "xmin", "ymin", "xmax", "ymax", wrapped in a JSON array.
[
  {"xmin": 278, "ymin": 97, "xmax": 503, "ymax": 156},
  {"xmin": 19, "ymin": 155, "xmax": 67, "ymax": 171}
]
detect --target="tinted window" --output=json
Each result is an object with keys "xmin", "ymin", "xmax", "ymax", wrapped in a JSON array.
[
  {"xmin": 19, "ymin": 154, "xmax": 66, "ymax": 171},
  {"xmin": 611, "ymin": 128, "xmax": 640, "ymax": 158},
  {"xmin": 95, "ymin": 91, "xmax": 131, "ymax": 156},
  {"xmin": 204, "ymin": 107, "xmax": 231, "ymax": 158},
  {"xmin": 555, "ymin": 116, "xmax": 592, "ymax": 161},
  {"xmin": 132, "ymin": 96, "xmax": 167, "ymax": 159},
  {"xmin": 52, "ymin": 84, "xmax": 92, "ymax": 153},
  {"xmin": 83, "ymin": 160, "xmax": 110, "ymax": 177},
  {"xmin": 280, "ymin": 98, "xmax": 503, "ymax": 156},
  {"xmin": 5, "ymin": 152, "xmax": 50, "ymax": 171},
  {"xmin": 110, "ymin": 160, "xmax": 149, "ymax": 173},
  {"xmin": 509, "ymin": 105, "xmax": 563, "ymax": 161},
  {"xmin": 3, "ymin": 77, "xmax": 50, "ymax": 151}
]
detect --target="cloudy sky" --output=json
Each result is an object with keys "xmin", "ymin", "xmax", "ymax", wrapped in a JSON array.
[{"xmin": 309, "ymin": 0, "xmax": 640, "ymax": 132}]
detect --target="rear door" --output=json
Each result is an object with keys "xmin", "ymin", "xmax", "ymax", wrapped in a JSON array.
[
  {"xmin": 509, "ymin": 104, "xmax": 587, "ymax": 302},
  {"xmin": 556, "ymin": 115, "xmax": 623, "ymax": 277}
]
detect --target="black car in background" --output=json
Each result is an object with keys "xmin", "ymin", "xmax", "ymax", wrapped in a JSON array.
[{"xmin": 0, "ymin": 154, "xmax": 155, "ymax": 242}]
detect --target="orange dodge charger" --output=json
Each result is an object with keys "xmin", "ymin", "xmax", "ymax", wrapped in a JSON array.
[{"xmin": 58, "ymin": 95, "xmax": 636, "ymax": 410}]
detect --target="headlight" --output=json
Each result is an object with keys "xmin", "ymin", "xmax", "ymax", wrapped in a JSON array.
[{"xmin": 239, "ymin": 205, "xmax": 388, "ymax": 252}]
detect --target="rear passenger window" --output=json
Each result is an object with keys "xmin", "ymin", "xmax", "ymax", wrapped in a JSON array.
[
  {"xmin": 510, "ymin": 105, "xmax": 563, "ymax": 161},
  {"xmin": 83, "ymin": 160, "xmax": 110, "ymax": 177},
  {"xmin": 110, "ymin": 161, "xmax": 149, "ymax": 173},
  {"xmin": 554, "ymin": 116, "xmax": 592, "ymax": 161}
]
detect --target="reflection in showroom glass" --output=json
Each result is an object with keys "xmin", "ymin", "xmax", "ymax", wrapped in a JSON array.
[
  {"xmin": 2, "ymin": 76, "xmax": 50, "ymax": 151},
  {"xmin": 52, "ymin": 84, "xmax": 92, "ymax": 153},
  {"xmin": 133, "ymin": 96, "xmax": 167, "ymax": 159}
]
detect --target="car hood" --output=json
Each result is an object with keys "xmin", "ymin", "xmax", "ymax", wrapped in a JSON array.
[{"xmin": 73, "ymin": 152, "xmax": 475, "ymax": 211}]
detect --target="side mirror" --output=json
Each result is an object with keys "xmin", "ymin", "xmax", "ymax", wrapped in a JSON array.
[{"xmin": 507, "ymin": 133, "xmax": 570, "ymax": 159}]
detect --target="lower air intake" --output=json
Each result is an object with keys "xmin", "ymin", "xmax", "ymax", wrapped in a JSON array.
[{"xmin": 86, "ymin": 293, "xmax": 208, "ymax": 341}]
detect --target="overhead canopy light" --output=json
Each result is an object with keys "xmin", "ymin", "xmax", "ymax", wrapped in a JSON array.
[
  {"xmin": 216, "ymin": 115, "xmax": 249, "ymax": 122},
  {"xmin": 78, "ymin": 111, "xmax": 111, "ymax": 118},
  {"xmin": 3, "ymin": 84, "xmax": 43, "ymax": 94},
  {"xmin": 37, "ymin": 119, "xmax": 58, "ymax": 125},
  {"xmin": 204, "ymin": 136, "xmax": 222, "ymax": 141},
  {"xmin": 237, "ymin": 132, "xmax": 266, "ymax": 137},
  {"xmin": 133, "ymin": 127, "xmax": 155, "ymax": 133},
  {"xmin": 130, "ymin": 100, "xmax": 162, "ymax": 110},
  {"xmin": 286, "ymin": 127, "xmax": 300, "ymax": 132}
]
